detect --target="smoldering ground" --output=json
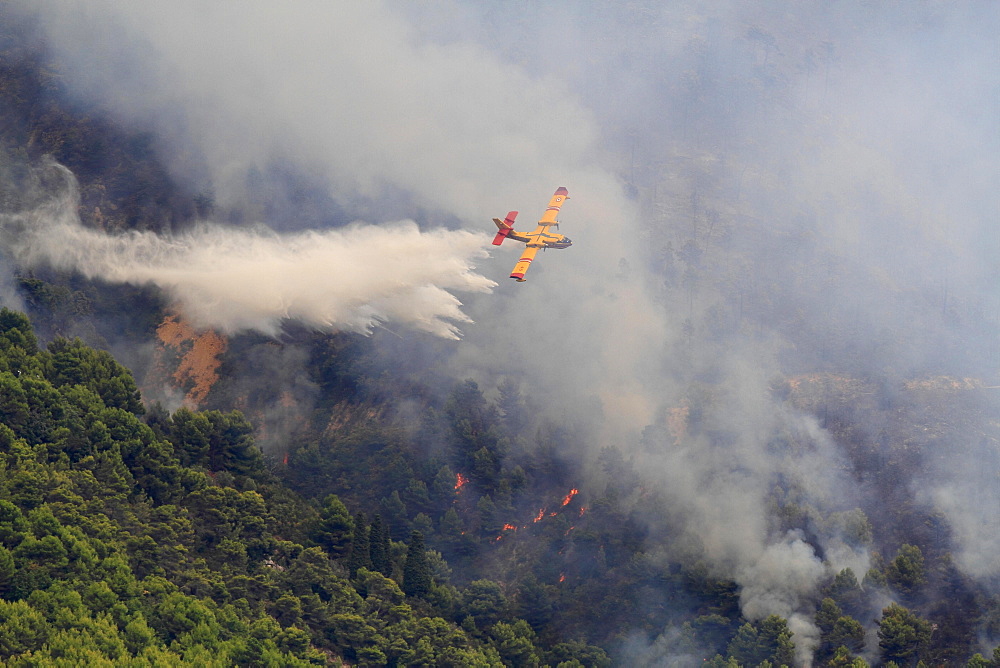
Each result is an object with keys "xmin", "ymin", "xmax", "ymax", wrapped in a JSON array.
[{"xmin": 14, "ymin": 0, "xmax": 1000, "ymax": 663}]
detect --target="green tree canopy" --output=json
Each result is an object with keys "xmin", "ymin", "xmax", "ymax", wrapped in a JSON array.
[
  {"xmin": 878, "ymin": 603, "xmax": 932, "ymax": 666},
  {"xmin": 403, "ymin": 530, "xmax": 431, "ymax": 598},
  {"xmin": 311, "ymin": 494, "xmax": 354, "ymax": 560}
]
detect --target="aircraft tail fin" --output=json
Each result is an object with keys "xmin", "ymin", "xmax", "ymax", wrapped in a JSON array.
[{"xmin": 491, "ymin": 211, "xmax": 518, "ymax": 245}]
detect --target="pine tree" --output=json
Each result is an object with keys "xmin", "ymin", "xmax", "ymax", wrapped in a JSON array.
[
  {"xmin": 312, "ymin": 495, "xmax": 354, "ymax": 560},
  {"xmin": 886, "ymin": 544, "xmax": 927, "ymax": 600},
  {"xmin": 878, "ymin": 603, "xmax": 932, "ymax": 666},
  {"xmin": 379, "ymin": 490, "xmax": 409, "ymax": 540},
  {"xmin": 368, "ymin": 514, "xmax": 391, "ymax": 576},
  {"xmin": 346, "ymin": 512, "xmax": 371, "ymax": 577},
  {"xmin": 402, "ymin": 530, "xmax": 431, "ymax": 598}
]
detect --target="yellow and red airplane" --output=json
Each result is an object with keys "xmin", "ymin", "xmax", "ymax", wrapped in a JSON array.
[{"xmin": 491, "ymin": 187, "xmax": 572, "ymax": 281}]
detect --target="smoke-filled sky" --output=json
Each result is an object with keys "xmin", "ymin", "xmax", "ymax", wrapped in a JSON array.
[{"xmin": 9, "ymin": 0, "xmax": 1000, "ymax": 662}]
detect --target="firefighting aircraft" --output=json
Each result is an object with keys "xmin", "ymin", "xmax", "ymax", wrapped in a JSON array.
[{"xmin": 491, "ymin": 187, "xmax": 572, "ymax": 281}]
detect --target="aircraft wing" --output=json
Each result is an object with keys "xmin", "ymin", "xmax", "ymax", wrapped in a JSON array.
[
  {"xmin": 509, "ymin": 245, "xmax": 540, "ymax": 282},
  {"xmin": 539, "ymin": 187, "xmax": 569, "ymax": 225}
]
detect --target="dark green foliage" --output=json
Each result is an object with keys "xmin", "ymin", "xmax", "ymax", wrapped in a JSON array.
[
  {"xmin": 515, "ymin": 574, "xmax": 556, "ymax": 632},
  {"xmin": 0, "ymin": 546, "xmax": 14, "ymax": 596},
  {"xmin": 725, "ymin": 615, "xmax": 795, "ymax": 667},
  {"xmin": 496, "ymin": 377, "xmax": 528, "ymax": 436},
  {"xmin": 368, "ymin": 513, "xmax": 391, "ymax": 576},
  {"xmin": 0, "ymin": 372, "xmax": 29, "ymax": 433},
  {"xmin": 285, "ymin": 427, "xmax": 417, "ymax": 511},
  {"xmin": 462, "ymin": 580, "xmax": 509, "ymax": 631},
  {"xmin": 490, "ymin": 619, "xmax": 541, "ymax": 667},
  {"xmin": 924, "ymin": 557, "xmax": 980, "ymax": 664},
  {"xmin": 446, "ymin": 380, "xmax": 505, "ymax": 492},
  {"xmin": 403, "ymin": 530, "xmax": 431, "ymax": 598},
  {"xmin": 476, "ymin": 493, "xmax": 501, "ymax": 538},
  {"xmin": 0, "ymin": 313, "xmax": 516, "ymax": 665},
  {"xmin": 878, "ymin": 603, "xmax": 933, "ymax": 666},
  {"xmin": 546, "ymin": 640, "xmax": 612, "ymax": 668},
  {"xmin": 163, "ymin": 407, "xmax": 266, "ymax": 483},
  {"xmin": 966, "ymin": 652, "xmax": 992, "ymax": 668},
  {"xmin": 311, "ymin": 494, "xmax": 354, "ymax": 560},
  {"xmin": 45, "ymin": 337, "xmax": 144, "ymax": 415},
  {"xmin": 347, "ymin": 512, "xmax": 371, "ymax": 577},
  {"xmin": 886, "ymin": 544, "xmax": 927, "ymax": 600},
  {"xmin": 380, "ymin": 489, "xmax": 410, "ymax": 541},
  {"xmin": 430, "ymin": 463, "xmax": 457, "ymax": 505},
  {"xmin": 815, "ymin": 597, "xmax": 865, "ymax": 663},
  {"xmin": 167, "ymin": 408, "xmax": 212, "ymax": 468},
  {"xmin": 0, "ymin": 308, "xmax": 37, "ymax": 355},
  {"xmin": 826, "ymin": 568, "xmax": 865, "ymax": 619}
]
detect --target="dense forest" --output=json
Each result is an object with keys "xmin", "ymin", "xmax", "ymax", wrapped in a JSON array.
[{"xmin": 0, "ymin": 2, "xmax": 998, "ymax": 667}]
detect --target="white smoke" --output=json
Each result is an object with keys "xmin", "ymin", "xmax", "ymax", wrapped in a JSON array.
[
  {"xmin": 737, "ymin": 535, "xmax": 827, "ymax": 665},
  {"xmin": 0, "ymin": 164, "xmax": 495, "ymax": 339},
  {"xmin": 928, "ymin": 474, "xmax": 1000, "ymax": 580}
]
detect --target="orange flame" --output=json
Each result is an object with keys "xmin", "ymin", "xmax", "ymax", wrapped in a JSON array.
[
  {"xmin": 558, "ymin": 574, "xmax": 566, "ymax": 583},
  {"xmin": 283, "ymin": 452, "xmax": 289, "ymax": 466},
  {"xmin": 579, "ymin": 506, "xmax": 587, "ymax": 516},
  {"xmin": 561, "ymin": 488, "xmax": 579, "ymax": 506},
  {"xmin": 502, "ymin": 524, "xmax": 518, "ymax": 531},
  {"xmin": 533, "ymin": 508, "xmax": 545, "ymax": 522},
  {"xmin": 455, "ymin": 473, "xmax": 468, "ymax": 490}
]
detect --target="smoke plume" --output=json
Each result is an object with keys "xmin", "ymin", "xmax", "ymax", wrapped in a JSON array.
[{"xmin": 0, "ymin": 162, "xmax": 495, "ymax": 339}]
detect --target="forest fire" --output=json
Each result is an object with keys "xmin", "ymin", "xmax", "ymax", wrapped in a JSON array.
[
  {"xmin": 495, "ymin": 524, "xmax": 519, "ymax": 541},
  {"xmin": 561, "ymin": 488, "xmax": 579, "ymax": 506},
  {"xmin": 533, "ymin": 508, "xmax": 545, "ymax": 523},
  {"xmin": 454, "ymin": 473, "xmax": 468, "ymax": 490}
]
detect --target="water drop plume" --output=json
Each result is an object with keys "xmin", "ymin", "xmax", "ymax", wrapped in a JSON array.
[{"xmin": 0, "ymin": 163, "xmax": 496, "ymax": 339}]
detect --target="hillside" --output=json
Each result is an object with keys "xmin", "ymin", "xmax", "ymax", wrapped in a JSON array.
[{"xmin": 1, "ymin": 302, "xmax": 997, "ymax": 666}]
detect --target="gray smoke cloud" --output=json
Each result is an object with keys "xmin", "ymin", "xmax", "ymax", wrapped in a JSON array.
[{"xmin": 15, "ymin": 0, "xmax": 1000, "ymax": 663}]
